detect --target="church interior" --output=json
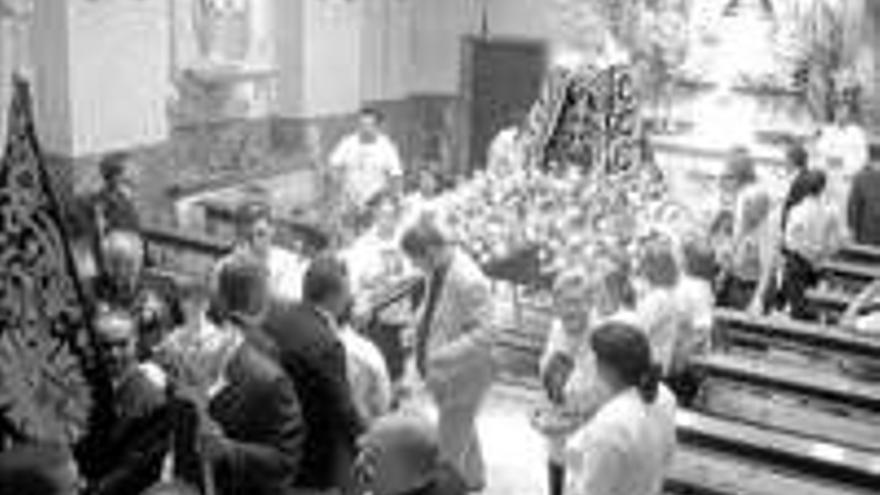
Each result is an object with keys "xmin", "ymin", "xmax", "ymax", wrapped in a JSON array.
[{"xmin": 3, "ymin": 1, "xmax": 880, "ymax": 494}]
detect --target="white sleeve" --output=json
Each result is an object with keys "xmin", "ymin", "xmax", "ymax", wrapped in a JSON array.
[
  {"xmin": 330, "ymin": 135, "xmax": 353, "ymax": 169},
  {"xmin": 566, "ymin": 427, "xmax": 624, "ymax": 495},
  {"xmin": 381, "ymin": 137, "xmax": 404, "ymax": 177}
]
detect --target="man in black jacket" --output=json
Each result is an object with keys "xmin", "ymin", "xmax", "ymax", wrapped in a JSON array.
[{"xmin": 263, "ymin": 255, "xmax": 366, "ymax": 493}]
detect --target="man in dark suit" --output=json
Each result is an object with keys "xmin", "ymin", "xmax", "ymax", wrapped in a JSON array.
[
  {"xmin": 263, "ymin": 255, "xmax": 366, "ymax": 493},
  {"xmin": 76, "ymin": 309, "xmax": 182, "ymax": 495},
  {"xmin": 167, "ymin": 254, "xmax": 306, "ymax": 495}
]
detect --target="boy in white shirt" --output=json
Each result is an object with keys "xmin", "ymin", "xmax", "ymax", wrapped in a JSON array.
[{"xmin": 331, "ymin": 108, "xmax": 404, "ymax": 235}]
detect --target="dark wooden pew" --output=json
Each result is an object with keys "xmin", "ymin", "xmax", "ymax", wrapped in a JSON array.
[
  {"xmin": 819, "ymin": 259, "xmax": 880, "ymax": 292},
  {"xmin": 691, "ymin": 353, "xmax": 880, "ymax": 452},
  {"xmin": 676, "ymin": 410, "xmax": 880, "ymax": 490},
  {"xmin": 837, "ymin": 243, "xmax": 880, "ymax": 266},
  {"xmin": 713, "ymin": 309, "xmax": 880, "ymax": 370},
  {"xmin": 806, "ymin": 288, "xmax": 851, "ymax": 322},
  {"xmin": 667, "ymin": 446, "xmax": 875, "ymax": 495}
]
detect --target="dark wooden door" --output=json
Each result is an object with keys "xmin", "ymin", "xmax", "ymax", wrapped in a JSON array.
[{"xmin": 460, "ymin": 36, "xmax": 547, "ymax": 175}]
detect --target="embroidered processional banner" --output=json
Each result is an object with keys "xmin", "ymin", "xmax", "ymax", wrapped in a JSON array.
[
  {"xmin": 0, "ymin": 77, "xmax": 93, "ymax": 446},
  {"xmin": 522, "ymin": 63, "xmax": 641, "ymax": 177}
]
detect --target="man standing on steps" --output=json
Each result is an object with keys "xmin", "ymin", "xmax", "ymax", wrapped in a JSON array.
[
  {"xmin": 399, "ymin": 219, "xmax": 496, "ymax": 493},
  {"xmin": 330, "ymin": 107, "xmax": 404, "ymax": 239}
]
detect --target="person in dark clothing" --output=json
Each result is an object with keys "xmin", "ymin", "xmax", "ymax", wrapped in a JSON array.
[
  {"xmin": 263, "ymin": 255, "xmax": 366, "ymax": 493},
  {"xmin": 0, "ymin": 443, "xmax": 83, "ymax": 495},
  {"xmin": 164, "ymin": 254, "xmax": 306, "ymax": 495},
  {"xmin": 354, "ymin": 413, "xmax": 468, "ymax": 495},
  {"xmin": 780, "ymin": 142, "xmax": 811, "ymax": 231},
  {"xmin": 76, "ymin": 310, "xmax": 185, "ymax": 495},
  {"xmin": 848, "ymin": 160, "xmax": 880, "ymax": 246},
  {"xmin": 92, "ymin": 152, "xmax": 141, "ymax": 235}
]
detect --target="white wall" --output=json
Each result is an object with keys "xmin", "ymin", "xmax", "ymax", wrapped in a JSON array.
[
  {"xmin": 66, "ymin": 0, "xmax": 170, "ymax": 155},
  {"xmin": 33, "ymin": 0, "xmax": 72, "ymax": 154},
  {"xmin": 360, "ymin": 0, "xmax": 413, "ymax": 102},
  {"xmin": 485, "ymin": 0, "xmax": 553, "ymax": 40},
  {"xmin": 301, "ymin": 0, "xmax": 363, "ymax": 116}
]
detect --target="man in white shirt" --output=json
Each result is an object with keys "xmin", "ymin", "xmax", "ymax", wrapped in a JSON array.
[
  {"xmin": 330, "ymin": 108, "xmax": 404, "ymax": 234},
  {"xmin": 217, "ymin": 202, "xmax": 309, "ymax": 303},
  {"xmin": 815, "ymin": 100, "xmax": 869, "ymax": 237}
]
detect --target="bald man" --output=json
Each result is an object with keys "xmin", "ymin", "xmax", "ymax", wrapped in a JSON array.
[
  {"xmin": 89, "ymin": 230, "xmax": 184, "ymax": 360},
  {"xmin": 75, "ymin": 310, "xmax": 190, "ymax": 495}
]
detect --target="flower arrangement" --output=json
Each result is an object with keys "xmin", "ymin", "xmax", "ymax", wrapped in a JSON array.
[{"xmin": 442, "ymin": 158, "xmax": 689, "ymax": 285}]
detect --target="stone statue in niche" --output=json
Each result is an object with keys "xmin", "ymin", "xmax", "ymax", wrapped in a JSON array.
[
  {"xmin": 169, "ymin": 0, "xmax": 277, "ymax": 176},
  {"xmin": 193, "ymin": 0, "xmax": 251, "ymax": 65}
]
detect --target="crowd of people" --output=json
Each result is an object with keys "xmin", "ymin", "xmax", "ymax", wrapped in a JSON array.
[{"xmin": 2, "ymin": 91, "xmax": 879, "ymax": 495}]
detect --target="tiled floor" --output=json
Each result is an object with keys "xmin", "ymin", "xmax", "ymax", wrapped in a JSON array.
[{"xmin": 406, "ymin": 384, "xmax": 548, "ymax": 495}]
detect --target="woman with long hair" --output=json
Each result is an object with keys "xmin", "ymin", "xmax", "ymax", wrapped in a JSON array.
[{"xmin": 565, "ymin": 322, "xmax": 677, "ymax": 495}]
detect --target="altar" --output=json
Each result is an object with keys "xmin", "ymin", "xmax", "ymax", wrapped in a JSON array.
[{"xmin": 640, "ymin": 0, "xmax": 826, "ymax": 226}]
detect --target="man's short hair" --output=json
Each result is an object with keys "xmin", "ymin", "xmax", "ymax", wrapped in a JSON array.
[
  {"xmin": 99, "ymin": 152, "xmax": 130, "ymax": 182},
  {"xmin": 802, "ymin": 169, "xmax": 828, "ymax": 197},
  {"xmin": 400, "ymin": 219, "xmax": 448, "ymax": 258},
  {"xmin": 0, "ymin": 443, "xmax": 76, "ymax": 495},
  {"xmin": 208, "ymin": 254, "xmax": 269, "ymax": 324},
  {"xmin": 303, "ymin": 254, "xmax": 349, "ymax": 304},
  {"xmin": 786, "ymin": 142, "xmax": 809, "ymax": 170},
  {"xmin": 359, "ymin": 106, "xmax": 384, "ymax": 124},
  {"xmin": 234, "ymin": 200, "xmax": 272, "ymax": 239}
]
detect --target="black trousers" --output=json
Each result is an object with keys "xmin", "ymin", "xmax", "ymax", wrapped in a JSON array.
[
  {"xmin": 780, "ymin": 250, "xmax": 819, "ymax": 321},
  {"xmin": 548, "ymin": 461, "xmax": 565, "ymax": 495},
  {"xmin": 363, "ymin": 321, "xmax": 407, "ymax": 382}
]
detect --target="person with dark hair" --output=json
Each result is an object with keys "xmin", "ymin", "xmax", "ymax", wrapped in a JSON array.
[
  {"xmin": 780, "ymin": 142, "xmax": 811, "ymax": 230},
  {"xmin": 262, "ymin": 254, "xmax": 366, "ymax": 492},
  {"xmin": 565, "ymin": 322, "xmax": 677, "ymax": 495},
  {"xmin": 331, "ymin": 107, "xmax": 404, "ymax": 237},
  {"xmin": 353, "ymin": 412, "xmax": 469, "ymax": 495},
  {"xmin": 158, "ymin": 254, "xmax": 306, "ymax": 495},
  {"xmin": 0, "ymin": 443, "xmax": 82, "ymax": 495},
  {"xmin": 92, "ymin": 151, "xmax": 141, "ymax": 236},
  {"xmin": 847, "ymin": 159, "xmax": 880, "ymax": 246},
  {"xmin": 399, "ymin": 219, "xmax": 496, "ymax": 492},
  {"xmin": 780, "ymin": 169, "xmax": 844, "ymax": 320},
  {"xmin": 219, "ymin": 200, "xmax": 309, "ymax": 303}
]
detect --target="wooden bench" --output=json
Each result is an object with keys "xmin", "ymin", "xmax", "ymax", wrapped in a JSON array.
[
  {"xmin": 806, "ymin": 289, "xmax": 851, "ymax": 322},
  {"xmin": 676, "ymin": 410, "xmax": 880, "ymax": 490},
  {"xmin": 819, "ymin": 260, "xmax": 880, "ymax": 292},
  {"xmin": 837, "ymin": 243, "xmax": 880, "ymax": 266},
  {"xmin": 667, "ymin": 446, "xmax": 875, "ymax": 495},
  {"xmin": 691, "ymin": 354, "xmax": 880, "ymax": 451},
  {"xmin": 713, "ymin": 309, "xmax": 880, "ymax": 369}
]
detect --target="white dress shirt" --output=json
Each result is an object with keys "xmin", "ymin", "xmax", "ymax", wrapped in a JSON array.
[
  {"xmin": 784, "ymin": 196, "xmax": 843, "ymax": 265},
  {"xmin": 565, "ymin": 386, "xmax": 677, "ymax": 495},
  {"xmin": 636, "ymin": 288, "xmax": 683, "ymax": 375},
  {"xmin": 330, "ymin": 133, "xmax": 403, "ymax": 209},
  {"xmin": 266, "ymin": 246, "xmax": 309, "ymax": 303}
]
